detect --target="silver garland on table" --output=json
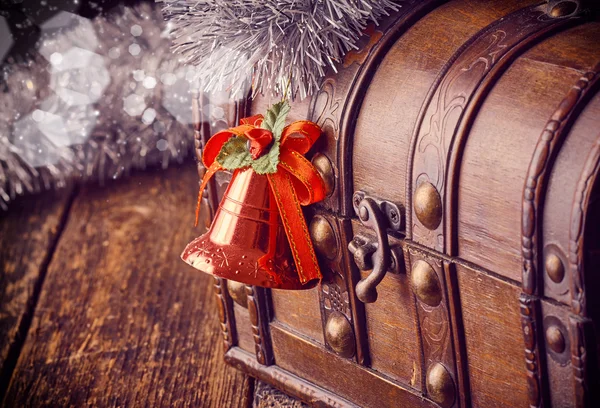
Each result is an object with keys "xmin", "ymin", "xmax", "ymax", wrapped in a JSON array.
[
  {"xmin": 160, "ymin": 0, "xmax": 401, "ymax": 100},
  {"xmin": 0, "ymin": 3, "xmax": 222, "ymax": 210}
]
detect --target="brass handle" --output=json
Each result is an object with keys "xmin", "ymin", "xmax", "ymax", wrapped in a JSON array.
[{"xmin": 348, "ymin": 192, "xmax": 403, "ymax": 304}]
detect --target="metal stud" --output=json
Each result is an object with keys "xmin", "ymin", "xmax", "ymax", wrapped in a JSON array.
[
  {"xmin": 426, "ymin": 363, "xmax": 455, "ymax": 408},
  {"xmin": 545, "ymin": 253, "xmax": 565, "ymax": 283},
  {"xmin": 546, "ymin": 325, "xmax": 566, "ymax": 353},
  {"xmin": 411, "ymin": 260, "xmax": 442, "ymax": 307},
  {"xmin": 311, "ymin": 153, "xmax": 335, "ymax": 197},
  {"xmin": 309, "ymin": 216, "xmax": 338, "ymax": 260},
  {"xmin": 324, "ymin": 311, "xmax": 355, "ymax": 358},
  {"xmin": 414, "ymin": 182, "xmax": 442, "ymax": 230},
  {"xmin": 549, "ymin": 1, "xmax": 577, "ymax": 17},
  {"xmin": 227, "ymin": 280, "xmax": 248, "ymax": 308}
]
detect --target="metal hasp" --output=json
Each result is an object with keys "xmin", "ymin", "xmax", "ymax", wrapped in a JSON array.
[{"xmin": 348, "ymin": 191, "xmax": 404, "ymax": 303}]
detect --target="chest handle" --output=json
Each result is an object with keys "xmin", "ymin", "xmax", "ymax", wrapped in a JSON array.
[{"xmin": 348, "ymin": 192, "xmax": 404, "ymax": 303}]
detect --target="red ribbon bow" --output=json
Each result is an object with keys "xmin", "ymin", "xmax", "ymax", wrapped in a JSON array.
[{"xmin": 195, "ymin": 114, "xmax": 326, "ymax": 284}]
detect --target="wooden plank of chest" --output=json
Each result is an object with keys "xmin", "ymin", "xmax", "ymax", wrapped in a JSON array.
[
  {"xmin": 2, "ymin": 165, "xmax": 253, "ymax": 407},
  {"xmin": 0, "ymin": 188, "xmax": 74, "ymax": 399}
]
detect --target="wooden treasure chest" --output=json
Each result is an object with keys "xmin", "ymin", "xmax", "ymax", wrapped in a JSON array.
[{"xmin": 197, "ymin": 0, "xmax": 600, "ymax": 406}]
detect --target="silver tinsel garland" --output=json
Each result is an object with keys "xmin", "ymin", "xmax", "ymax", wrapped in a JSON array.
[
  {"xmin": 160, "ymin": 0, "xmax": 400, "ymax": 99},
  {"xmin": 0, "ymin": 3, "xmax": 217, "ymax": 210}
]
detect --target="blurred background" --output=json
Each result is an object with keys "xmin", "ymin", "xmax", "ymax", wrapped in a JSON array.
[{"xmin": 0, "ymin": 0, "xmax": 239, "ymax": 211}]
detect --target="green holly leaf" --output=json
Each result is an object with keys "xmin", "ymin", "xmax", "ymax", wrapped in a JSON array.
[
  {"xmin": 261, "ymin": 101, "xmax": 290, "ymax": 141},
  {"xmin": 215, "ymin": 136, "xmax": 252, "ymax": 170},
  {"xmin": 251, "ymin": 141, "xmax": 280, "ymax": 174}
]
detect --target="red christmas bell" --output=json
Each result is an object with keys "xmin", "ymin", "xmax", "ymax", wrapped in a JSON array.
[
  {"xmin": 181, "ymin": 102, "xmax": 326, "ymax": 290},
  {"xmin": 182, "ymin": 167, "xmax": 317, "ymax": 289}
]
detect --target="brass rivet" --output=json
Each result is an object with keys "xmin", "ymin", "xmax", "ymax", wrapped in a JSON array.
[
  {"xmin": 426, "ymin": 363, "xmax": 455, "ymax": 408},
  {"xmin": 550, "ymin": 1, "xmax": 577, "ymax": 17},
  {"xmin": 411, "ymin": 260, "xmax": 442, "ymax": 307},
  {"xmin": 414, "ymin": 182, "xmax": 442, "ymax": 230},
  {"xmin": 227, "ymin": 280, "xmax": 248, "ymax": 308},
  {"xmin": 311, "ymin": 153, "xmax": 335, "ymax": 197},
  {"xmin": 309, "ymin": 216, "xmax": 338, "ymax": 260},
  {"xmin": 545, "ymin": 253, "xmax": 565, "ymax": 283},
  {"xmin": 546, "ymin": 325, "xmax": 566, "ymax": 353},
  {"xmin": 324, "ymin": 311, "xmax": 355, "ymax": 358}
]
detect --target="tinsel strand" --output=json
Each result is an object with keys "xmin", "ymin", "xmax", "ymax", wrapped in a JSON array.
[{"xmin": 160, "ymin": 0, "xmax": 401, "ymax": 99}]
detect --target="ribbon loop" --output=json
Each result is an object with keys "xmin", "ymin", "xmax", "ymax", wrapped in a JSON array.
[
  {"xmin": 280, "ymin": 121, "xmax": 321, "ymax": 154},
  {"xmin": 278, "ymin": 147, "xmax": 326, "ymax": 205}
]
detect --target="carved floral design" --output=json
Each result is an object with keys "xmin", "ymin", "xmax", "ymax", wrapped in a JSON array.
[
  {"xmin": 310, "ymin": 79, "xmax": 341, "ymax": 137},
  {"xmin": 407, "ymin": 249, "xmax": 454, "ymax": 387},
  {"xmin": 420, "ymin": 302, "xmax": 449, "ymax": 364},
  {"xmin": 409, "ymin": 6, "xmax": 564, "ymax": 255},
  {"xmin": 416, "ymin": 29, "xmax": 508, "ymax": 192}
]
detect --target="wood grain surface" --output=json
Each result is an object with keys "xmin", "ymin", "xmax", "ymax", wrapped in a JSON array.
[
  {"xmin": 455, "ymin": 264, "xmax": 528, "ymax": 408},
  {"xmin": 2, "ymin": 165, "xmax": 253, "ymax": 407},
  {"xmin": 0, "ymin": 188, "xmax": 74, "ymax": 400}
]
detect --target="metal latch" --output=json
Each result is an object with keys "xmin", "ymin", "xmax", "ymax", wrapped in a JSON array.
[{"xmin": 348, "ymin": 191, "xmax": 404, "ymax": 303}]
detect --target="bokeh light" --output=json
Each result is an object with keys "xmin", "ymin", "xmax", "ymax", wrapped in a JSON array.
[{"xmin": 49, "ymin": 47, "xmax": 110, "ymax": 106}]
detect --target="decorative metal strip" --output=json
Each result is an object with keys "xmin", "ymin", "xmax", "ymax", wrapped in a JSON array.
[
  {"xmin": 568, "ymin": 134, "xmax": 600, "ymax": 406},
  {"xmin": 518, "ymin": 66, "xmax": 600, "ymax": 408},
  {"xmin": 191, "ymin": 91, "xmax": 213, "ymax": 226},
  {"xmin": 568, "ymin": 133, "xmax": 600, "ymax": 317},
  {"xmin": 193, "ymin": 91, "xmax": 249, "ymax": 215},
  {"xmin": 443, "ymin": 261, "xmax": 471, "ymax": 408},
  {"xmin": 568, "ymin": 315, "xmax": 595, "ymax": 407},
  {"xmin": 309, "ymin": 213, "xmax": 365, "ymax": 363},
  {"xmin": 308, "ymin": 0, "xmax": 445, "ymax": 216},
  {"xmin": 520, "ymin": 294, "xmax": 546, "ymax": 408},
  {"xmin": 214, "ymin": 277, "xmax": 237, "ymax": 352},
  {"xmin": 522, "ymin": 64, "xmax": 600, "ymax": 296},
  {"xmin": 192, "ymin": 90, "xmax": 218, "ymax": 216},
  {"xmin": 341, "ymin": 218, "xmax": 370, "ymax": 366},
  {"xmin": 246, "ymin": 285, "xmax": 274, "ymax": 366},
  {"xmin": 406, "ymin": 4, "xmax": 580, "ymax": 254},
  {"xmin": 405, "ymin": 246, "xmax": 458, "ymax": 408}
]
